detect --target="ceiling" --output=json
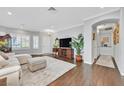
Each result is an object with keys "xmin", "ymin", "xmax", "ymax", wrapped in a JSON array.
[{"xmin": 0, "ymin": 7, "xmax": 119, "ymax": 32}]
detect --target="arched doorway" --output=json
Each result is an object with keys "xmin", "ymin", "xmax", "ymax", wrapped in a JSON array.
[{"xmin": 92, "ymin": 19, "xmax": 119, "ymax": 68}]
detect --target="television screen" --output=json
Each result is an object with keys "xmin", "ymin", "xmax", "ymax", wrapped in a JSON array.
[{"xmin": 60, "ymin": 38, "xmax": 71, "ymax": 47}]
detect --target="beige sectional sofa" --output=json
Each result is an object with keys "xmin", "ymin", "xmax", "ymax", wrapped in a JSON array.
[
  {"xmin": 0, "ymin": 53, "xmax": 22, "ymax": 86},
  {"xmin": 0, "ymin": 53, "xmax": 46, "ymax": 86}
]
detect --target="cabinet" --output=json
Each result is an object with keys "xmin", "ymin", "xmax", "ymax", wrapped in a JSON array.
[{"xmin": 58, "ymin": 48, "xmax": 74, "ymax": 59}]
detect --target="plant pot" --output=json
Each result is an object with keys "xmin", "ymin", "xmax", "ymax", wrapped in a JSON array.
[{"xmin": 76, "ymin": 55, "xmax": 82, "ymax": 62}]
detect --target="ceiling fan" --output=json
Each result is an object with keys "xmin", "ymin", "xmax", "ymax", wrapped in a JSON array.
[
  {"xmin": 48, "ymin": 7, "xmax": 56, "ymax": 11},
  {"xmin": 48, "ymin": 7, "xmax": 57, "ymax": 14}
]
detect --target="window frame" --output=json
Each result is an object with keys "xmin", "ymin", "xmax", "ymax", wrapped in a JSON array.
[
  {"xmin": 33, "ymin": 35, "xmax": 39, "ymax": 49},
  {"xmin": 0, "ymin": 31, "xmax": 6, "ymax": 35},
  {"xmin": 11, "ymin": 33, "xmax": 31, "ymax": 50}
]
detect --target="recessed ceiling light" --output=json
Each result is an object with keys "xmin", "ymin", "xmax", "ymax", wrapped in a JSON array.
[
  {"xmin": 44, "ymin": 29, "xmax": 55, "ymax": 33},
  {"xmin": 43, "ymin": 29, "xmax": 55, "ymax": 36},
  {"xmin": 7, "ymin": 11, "xmax": 12, "ymax": 15},
  {"xmin": 100, "ymin": 7, "xmax": 104, "ymax": 9}
]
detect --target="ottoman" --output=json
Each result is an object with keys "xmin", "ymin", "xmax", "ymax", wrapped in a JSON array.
[
  {"xmin": 15, "ymin": 54, "xmax": 32, "ymax": 65},
  {"xmin": 27, "ymin": 57, "xmax": 47, "ymax": 72}
]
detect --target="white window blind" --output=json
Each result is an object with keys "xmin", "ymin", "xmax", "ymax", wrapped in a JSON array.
[
  {"xmin": 33, "ymin": 36, "xmax": 39, "ymax": 49},
  {"xmin": 11, "ymin": 33, "xmax": 30, "ymax": 49}
]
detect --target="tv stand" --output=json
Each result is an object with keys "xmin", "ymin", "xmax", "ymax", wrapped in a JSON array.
[{"xmin": 58, "ymin": 48, "xmax": 74, "ymax": 59}]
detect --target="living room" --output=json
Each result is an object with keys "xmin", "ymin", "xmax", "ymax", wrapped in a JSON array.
[{"xmin": 1, "ymin": 6, "xmax": 124, "ymax": 87}]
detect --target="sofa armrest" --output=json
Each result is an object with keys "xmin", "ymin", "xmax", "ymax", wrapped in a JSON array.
[{"xmin": 0, "ymin": 66, "xmax": 21, "ymax": 77}]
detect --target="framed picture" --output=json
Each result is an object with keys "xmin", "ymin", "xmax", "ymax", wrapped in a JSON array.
[
  {"xmin": 92, "ymin": 32, "xmax": 95, "ymax": 40},
  {"xmin": 100, "ymin": 36, "xmax": 109, "ymax": 47},
  {"xmin": 113, "ymin": 24, "xmax": 119, "ymax": 45}
]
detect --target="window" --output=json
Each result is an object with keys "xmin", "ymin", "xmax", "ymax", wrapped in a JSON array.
[
  {"xmin": 0, "ymin": 31, "xmax": 6, "ymax": 35},
  {"xmin": 21, "ymin": 35, "xmax": 30, "ymax": 48},
  {"xmin": 33, "ymin": 36, "xmax": 39, "ymax": 49},
  {"xmin": 11, "ymin": 33, "xmax": 30, "ymax": 49}
]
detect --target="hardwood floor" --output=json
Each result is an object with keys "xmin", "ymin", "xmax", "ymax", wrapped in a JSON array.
[{"xmin": 36, "ymin": 54, "xmax": 124, "ymax": 86}]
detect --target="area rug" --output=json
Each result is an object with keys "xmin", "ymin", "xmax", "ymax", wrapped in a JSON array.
[
  {"xmin": 21, "ymin": 56, "xmax": 76, "ymax": 86},
  {"xmin": 95, "ymin": 55, "xmax": 115, "ymax": 68}
]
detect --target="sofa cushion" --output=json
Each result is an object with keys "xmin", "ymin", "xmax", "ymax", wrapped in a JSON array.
[
  {"xmin": 6, "ymin": 53, "xmax": 15, "ymax": 59},
  {"xmin": 6, "ymin": 57, "xmax": 20, "ymax": 66},
  {"xmin": 0, "ymin": 65, "xmax": 21, "ymax": 76},
  {"xmin": 0, "ymin": 51, "xmax": 9, "ymax": 60},
  {"xmin": 0, "ymin": 53, "xmax": 21, "ymax": 86},
  {"xmin": 0, "ymin": 55, "xmax": 9, "ymax": 69}
]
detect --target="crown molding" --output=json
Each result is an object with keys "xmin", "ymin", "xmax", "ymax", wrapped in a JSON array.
[
  {"xmin": 56, "ymin": 23, "xmax": 84, "ymax": 32},
  {"xmin": 0, "ymin": 25, "xmax": 39, "ymax": 33},
  {"xmin": 83, "ymin": 8, "xmax": 120, "ymax": 21}
]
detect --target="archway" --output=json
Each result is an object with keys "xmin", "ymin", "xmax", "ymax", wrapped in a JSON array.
[{"xmin": 91, "ymin": 18, "xmax": 119, "ymax": 68}]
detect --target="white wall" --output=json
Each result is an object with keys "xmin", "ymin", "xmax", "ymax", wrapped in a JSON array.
[
  {"xmin": 117, "ymin": 8, "xmax": 124, "ymax": 75},
  {"xmin": 54, "ymin": 25, "xmax": 84, "ymax": 39},
  {"xmin": 40, "ymin": 32, "xmax": 53, "ymax": 54},
  {"xmin": 92, "ymin": 28, "xmax": 99, "ymax": 60},
  {"xmin": 113, "ymin": 44, "xmax": 119, "ymax": 65},
  {"xmin": 83, "ymin": 10, "xmax": 120, "ymax": 64}
]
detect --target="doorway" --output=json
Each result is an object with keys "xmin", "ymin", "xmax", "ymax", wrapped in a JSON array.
[{"xmin": 92, "ymin": 19, "xmax": 119, "ymax": 68}]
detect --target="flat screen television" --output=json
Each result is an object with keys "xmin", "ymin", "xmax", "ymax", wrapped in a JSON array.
[{"xmin": 59, "ymin": 38, "xmax": 72, "ymax": 47}]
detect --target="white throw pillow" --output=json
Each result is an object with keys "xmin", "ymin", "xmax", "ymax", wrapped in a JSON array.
[{"xmin": 0, "ymin": 55, "xmax": 9, "ymax": 69}]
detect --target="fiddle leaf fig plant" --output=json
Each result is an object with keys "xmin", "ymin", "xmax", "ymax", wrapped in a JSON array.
[
  {"xmin": 70, "ymin": 34, "xmax": 84, "ymax": 55},
  {"xmin": 53, "ymin": 38, "xmax": 59, "ymax": 48}
]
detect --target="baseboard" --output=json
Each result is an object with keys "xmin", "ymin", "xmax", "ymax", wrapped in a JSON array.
[
  {"xmin": 111, "ymin": 57, "xmax": 124, "ymax": 76},
  {"xmin": 120, "ymin": 72, "xmax": 124, "ymax": 76},
  {"xmin": 117, "ymin": 66, "xmax": 124, "ymax": 77},
  {"xmin": 117, "ymin": 67, "xmax": 124, "ymax": 76},
  {"xmin": 84, "ymin": 61, "xmax": 93, "ymax": 65},
  {"xmin": 93, "ymin": 55, "xmax": 100, "ymax": 64}
]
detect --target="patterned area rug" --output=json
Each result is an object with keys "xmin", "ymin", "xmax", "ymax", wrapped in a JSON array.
[
  {"xmin": 21, "ymin": 56, "xmax": 76, "ymax": 86},
  {"xmin": 95, "ymin": 55, "xmax": 115, "ymax": 68}
]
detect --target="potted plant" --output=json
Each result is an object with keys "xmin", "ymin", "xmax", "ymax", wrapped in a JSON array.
[
  {"xmin": 53, "ymin": 38, "xmax": 59, "ymax": 55},
  {"xmin": 53, "ymin": 38, "xmax": 59, "ymax": 48},
  {"xmin": 70, "ymin": 34, "xmax": 84, "ymax": 62}
]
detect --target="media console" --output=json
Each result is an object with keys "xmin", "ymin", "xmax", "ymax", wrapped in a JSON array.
[{"xmin": 57, "ymin": 48, "xmax": 74, "ymax": 60}]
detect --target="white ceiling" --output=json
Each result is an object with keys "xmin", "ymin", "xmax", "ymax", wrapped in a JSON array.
[{"xmin": 0, "ymin": 7, "xmax": 119, "ymax": 32}]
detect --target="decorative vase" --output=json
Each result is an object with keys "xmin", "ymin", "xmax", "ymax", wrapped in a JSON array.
[{"xmin": 76, "ymin": 55, "xmax": 82, "ymax": 62}]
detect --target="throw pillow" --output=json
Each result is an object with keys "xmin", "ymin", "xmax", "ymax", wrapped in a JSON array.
[
  {"xmin": 0, "ymin": 55, "xmax": 9, "ymax": 69},
  {"xmin": 0, "ymin": 51, "xmax": 9, "ymax": 60}
]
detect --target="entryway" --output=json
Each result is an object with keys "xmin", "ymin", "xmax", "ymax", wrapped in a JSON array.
[{"xmin": 92, "ymin": 19, "xmax": 119, "ymax": 68}]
